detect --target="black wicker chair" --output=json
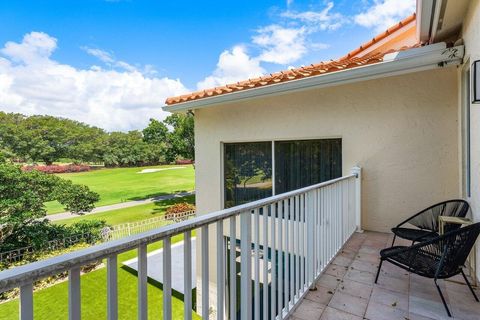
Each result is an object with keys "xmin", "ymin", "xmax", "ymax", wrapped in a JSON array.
[
  {"xmin": 375, "ymin": 223, "xmax": 480, "ymax": 317},
  {"xmin": 391, "ymin": 200, "xmax": 470, "ymax": 246}
]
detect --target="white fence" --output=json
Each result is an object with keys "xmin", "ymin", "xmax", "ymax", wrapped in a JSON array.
[
  {"xmin": 0, "ymin": 167, "xmax": 361, "ymax": 320},
  {"xmin": 0, "ymin": 233, "xmax": 98, "ymax": 266},
  {"xmin": 104, "ymin": 211, "xmax": 196, "ymax": 240}
]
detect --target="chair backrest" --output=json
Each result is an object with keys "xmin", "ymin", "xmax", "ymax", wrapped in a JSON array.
[
  {"xmin": 437, "ymin": 222, "xmax": 480, "ymax": 277},
  {"xmin": 408, "ymin": 199, "xmax": 470, "ymax": 232}
]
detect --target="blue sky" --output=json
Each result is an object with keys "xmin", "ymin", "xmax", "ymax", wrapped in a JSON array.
[{"xmin": 0, "ymin": 0, "xmax": 416, "ymax": 130}]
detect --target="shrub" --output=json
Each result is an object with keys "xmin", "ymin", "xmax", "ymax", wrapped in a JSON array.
[
  {"xmin": 22, "ymin": 164, "xmax": 91, "ymax": 174},
  {"xmin": 166, "ymin": 202, "xmax": 195, "ymax": 214},
  {"xmin": 165, "ymin": 202, "xmax": 196, "ymax": 221},
  {"xmin": 175, "ymin": 159, "xmax": 194, "ymax": 165}
]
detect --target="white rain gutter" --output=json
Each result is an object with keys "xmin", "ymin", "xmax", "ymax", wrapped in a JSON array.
[{"xmin": 163, "ymin": 42, "xmax": 463, "ymax": 113}]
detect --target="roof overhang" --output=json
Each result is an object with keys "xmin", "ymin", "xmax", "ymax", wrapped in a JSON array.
[
  {"xmin": 416, "ymin": 0, "xmax": 442, "ymax": 42},
  {"xmin": 417, "ymin": 0, "xmax": 470, "ymax": 43},
  {"xmin": 163, "ymin": 43, "xmax": 464, "ymax": 113}
]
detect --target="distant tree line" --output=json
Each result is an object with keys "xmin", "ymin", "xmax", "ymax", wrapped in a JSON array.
[{"xmin": 0, "ymin": 112, "xmax": 194, "ymax": 166}]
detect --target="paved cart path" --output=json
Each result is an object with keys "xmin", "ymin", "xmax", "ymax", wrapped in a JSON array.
[{"xmin": 47, "ymin": 191, "xmax": 195, "ymax": 222}]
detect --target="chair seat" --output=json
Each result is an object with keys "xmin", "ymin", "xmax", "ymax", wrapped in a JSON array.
[
  {"xmin": 391, "ymin": 227, "xmax": 439, "ymax": 242},
  {"xmin": 380, "ymin": 245, "xmax": 444, "ymax": 278}
]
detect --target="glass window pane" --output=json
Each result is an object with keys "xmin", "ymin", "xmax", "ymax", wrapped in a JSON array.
[
  {"xmin": 274, "ymin": 139, "xmax": 342, "ymax": 194},
  {"xmin": 224, "ymin": 142, "xmax": 272, "ymax": 208}
]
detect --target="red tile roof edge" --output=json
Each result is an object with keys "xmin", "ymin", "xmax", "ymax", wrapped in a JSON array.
[{"xmin": 165, "ymin": 13, "xmax": 418, "ymax": 106}]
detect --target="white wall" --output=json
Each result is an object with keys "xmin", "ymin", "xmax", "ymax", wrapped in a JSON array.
[
  {"xmin": 461, "ymin": 0, "xmax": 480, "ymax": 281},
  {"xmin": 195, "ymin": 67, "xmax": 460, "ymax": 232}
]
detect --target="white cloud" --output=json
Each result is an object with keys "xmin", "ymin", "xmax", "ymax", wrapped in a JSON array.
[
  {"xmin": 354, "ymin": 0, "xmax": 416, "ymax": 32},
  {"xmin": 0, "ymin": 32, "xmax": 188, "ymax": 131},
  {"xmin": 253, "ymin": 25, "xmax": 309, "ymax": 65},
  {"xmin": 251, "ymin": 2, "xmax": 341, "ymax": 65},
  {"xmin": 1, "ymin": 32, "xmax": 57, "ymax": 64},
  {"xmin": 197, "ymin": 45, "xmax": 265, "ymax": 90},
  {"xmin": 82, "ymin": 46, "xmax": 149, "ymax": 74},
  {"xmin": 281, "ymin": 2, "xmax": 346, "ymax": 31},
  {"xmin": 82, "ymin": 47, "xmax": 115, "ymax": 63}
]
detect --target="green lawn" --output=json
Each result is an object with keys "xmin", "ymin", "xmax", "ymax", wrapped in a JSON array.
[
  {"xmin": 0, "ymin": 233, "xmax": 200, "ymax": 320},
  {"xmin": 55, "ymin": 195, "xmax": 195, "ymax": 226},
  {"xmin": 45, "ymin": 165, "xmax": 195, "ymax": 214}
]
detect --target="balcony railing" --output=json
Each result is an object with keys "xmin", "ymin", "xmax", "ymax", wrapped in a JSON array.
[{"xmin": 0, "ymin": 167, "xmax": 362, "ymax": 320}]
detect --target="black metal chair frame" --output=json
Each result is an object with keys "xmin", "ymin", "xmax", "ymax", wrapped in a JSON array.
[
  {"xmin": 376, "ymin": 223, "xmax": 480, "ymax": 317},
  {"xmin": 391, "ymin": 199, "xmax": 470, "ymax": 246}
]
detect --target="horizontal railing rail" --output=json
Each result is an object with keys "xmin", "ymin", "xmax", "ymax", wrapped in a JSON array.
[{"xmin": 0, "ymin": 167, "xmax": 362, "ymax": 320}]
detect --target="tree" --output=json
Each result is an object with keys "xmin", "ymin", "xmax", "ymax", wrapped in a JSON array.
[
  {"xmin": 0, "ymin": 161, "xmax": 100, "ymax": 251},
  {"xmin": 0, "ymin": 112, "xmax": 107, "ymax": 164},
  {"xmin": 164, "ymin": 113, "xmax": 195, "ymax": 160},
  {"xmin": 103, "ymin": 131, "xmax": 165, "ymax": 167},
  {"xmin": 142, "ymin": 118, "xmax": 169, "ymax": 145},
  {"xmin": 143, "ymin": 114, "xmax": 194, "ymax": 162}
]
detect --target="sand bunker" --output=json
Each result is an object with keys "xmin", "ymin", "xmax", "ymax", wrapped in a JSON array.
[{"xmin": 137, "ymin": 167, "xmax": 186, "ymax": 174}]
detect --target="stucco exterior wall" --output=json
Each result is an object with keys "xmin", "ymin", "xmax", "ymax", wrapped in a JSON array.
[
  {"xmin": 461, "ymin": 0, "xmax": 480, "ymax": 281},
  {"xmin": 194, "ymin": 67, "xmax": 459, "ymax": 233}
]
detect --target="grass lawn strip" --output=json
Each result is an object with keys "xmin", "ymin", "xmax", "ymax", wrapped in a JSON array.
[
  {"xmin": 0, "ymin": 232, "xmax": 200, "ymax": 319},
  {"xmin": 54, "ymin": 195, "xmax": 195, "ymax": 226},
  {"xmin": 45, "ymin": 164, "xmax": 195, "ymax": 214}
]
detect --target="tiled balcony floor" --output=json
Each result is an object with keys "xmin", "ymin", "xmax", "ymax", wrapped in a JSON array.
[{"xmin": 289, "ymin": 231, "xmax": 480, "ymax": 320}]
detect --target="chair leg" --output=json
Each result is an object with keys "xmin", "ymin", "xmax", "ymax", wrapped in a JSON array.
[
  {"xmin": 434, "ymin": 279, "xmax": 452, "ymax": 317},
  {"xmin": 375, "ymin": 259, "xmax": 383, "ymax": 284},
  {"xmin": 391, "ymin": 234, "xmax": 396, "ymax": 246},
  {"xmin": 461, "ymin": 269, "xmax": 479, "ymax": 302}
]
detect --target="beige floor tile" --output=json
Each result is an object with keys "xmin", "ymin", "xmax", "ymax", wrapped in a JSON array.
[
  {"xmin": 324, "ymin": 263, "xmax": 348, "ymax": 278},
  {"xmin": 350, "ymin": 258, "xmax": 378, "ymax": 273},
  {"xmin": 328, "ymin": 291, "xmax": 368, "ymax": 317},
  {"xmin": 448, "ymin": 288, "xmax": 480, "ymax": 320},
  {"xmin": 354, "ymin": 252, "xmax": 380, "ymax": 264},
  {"xmin": 338, "ymin": 249, "xmax": 357, "ymax": 259},
  {"xmin": 364, "ymin": 300, "xmax": 408, "ymax": 320},
  {"xmin": 291, "ymin": 299, "xmax": 324, "ymax": 320},
  {"xmin": 317, "ymin": 273, "xmax": 341, "ymax": 290},
  {"xmin": 333, "ymin": 255, "xmax": 354, "ymax": 267},
  {"xmin": 409, "ymin": 295, "xmax": 452, "ymax": 320},
  {"xmin": 375, "ymin": 273, "xmax": 409, "ymax": 294},
  {"xmin": 319, "ymin": 306, "xmax": 362, "ymax": 320},
  {"xmin": 408, "ymin": 312, "xmax": 436, "ymax": 320},
  {"xmin": 337, "ymin": 278, "xmax": 373, "ymax": 300},
  {"xmin": 304, "ymin": 285, "xmax": 336, "ymax": 306},
  {"xmin": 358, "ymin": 245, "xmax": 381, "ymax": 255},
  {"xmin": 369, "ymin": 286, "xmax": 408, "ymax": 311},
  {"xmin": 345, "ymin": 268, "xmax": 376, "ymax": 285},
  {"xmin": 363, "ymin": 239, "xmax": 388, "ymax": 250}
]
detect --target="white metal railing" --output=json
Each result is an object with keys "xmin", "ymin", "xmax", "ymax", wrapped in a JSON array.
[{"xmin": 0, "ymin": 167, "xmax": 361, "ymax": 320}]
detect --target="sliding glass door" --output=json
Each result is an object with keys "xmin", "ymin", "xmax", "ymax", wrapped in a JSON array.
[
  {"xmin": 223, "ymin": 139, "xmax": 341, "ymax": 208},
  {"xmin": 224, "ymin": 142, "xmax": 273, "ymax": 208},
  {"xmin": 274, "ymin": 139, "xmax": 342, "ymax": 194}
]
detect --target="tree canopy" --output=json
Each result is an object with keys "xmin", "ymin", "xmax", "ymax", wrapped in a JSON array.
[
  {"xmin": 0, "ymin": 161, "xmax": 100, "ymax": 251},
  {"xmin": 0, "ymin": 111, "xmax": 194, "ymax": 166}
]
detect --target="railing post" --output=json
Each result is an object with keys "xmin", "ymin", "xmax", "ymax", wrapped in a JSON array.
[
  {"xmin": 305, "ymin": 191, "xmax": 315, "ymax": 290},
  {"xmin": 351, "ymin": 166, "xmax": 363, "ymax": 233},
  {"xmin": 240, "ymin": 211, "xmax": 252, "ymax": 320}
]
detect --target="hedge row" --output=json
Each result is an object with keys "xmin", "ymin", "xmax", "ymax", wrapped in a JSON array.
[{"xmin": 21, "ymin": 164, "xmax": 91, "ymax": 174}]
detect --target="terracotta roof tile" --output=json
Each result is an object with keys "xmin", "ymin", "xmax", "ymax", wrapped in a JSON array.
[{"xmin": 165, "ymin": 14, "xmax": 418, "ymax": 106}]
